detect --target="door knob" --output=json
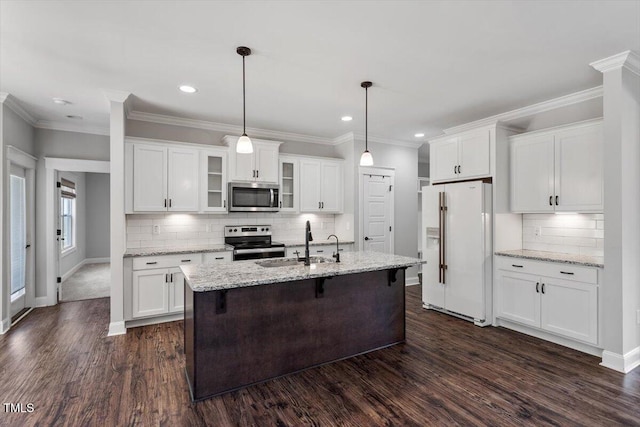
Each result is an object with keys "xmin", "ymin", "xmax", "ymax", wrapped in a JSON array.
[{"xmin": 364, "ymin": 237, "xmax": 370, "ymax": 241}]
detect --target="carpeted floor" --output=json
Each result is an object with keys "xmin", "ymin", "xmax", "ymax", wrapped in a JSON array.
[{"xmin": 61, "ymin": 263, "xmax": 110, "ymax": 302}]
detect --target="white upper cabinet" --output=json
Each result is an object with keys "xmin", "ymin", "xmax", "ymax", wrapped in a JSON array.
[
  {"xmin": 299, "ymin": 157, "xmax": 343, "ymax": 213},
  {"xmin": 279, "ymin": 156, "xmax": 299, "ymax": 212},
  {"xmin": 510, "ymin": 120, "xmax": 603, "ymax": 213},
  {"xmin": 430, "ymin": 129, "xmax": 490, "ymax": 183},
  {"xmin": 224, "ymin": 136, "xmax": 282, "ymax": 183},
  {"xmin": 132, "ymin": 143, "xmax": 199, "ymax": 212},
  {"xmin": 200, "ymin": 148, "xmax": 228, "ymax": 213}
]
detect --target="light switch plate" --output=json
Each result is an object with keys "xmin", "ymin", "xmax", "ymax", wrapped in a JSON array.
[
  {"xmin": 535, "ymin": 226, "xmax": 542, "ymax": 237},
  {"xmin": 152, "ymin": 225, "xmax": 161, "ymax": 235}
]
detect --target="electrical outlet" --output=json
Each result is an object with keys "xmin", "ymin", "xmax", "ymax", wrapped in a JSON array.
[
  {"xmin": 153, "ymin": 225, "xmax": 161, "ymax": 235},
  {"xmin": 535, "ymin": 226, "xmax": 542, "ymax": 237}
]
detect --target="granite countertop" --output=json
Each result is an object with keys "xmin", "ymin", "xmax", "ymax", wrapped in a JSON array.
[
  {"xmin": 181, "ymin": 251, "xmax": 424, "ymax": 292},
  {"xmin": 124, "ymin": 244, "xmax": 231, "ymax": 258},
  {"xmin": 278, "ymin": 239, "xmax": 356, "ymax": 247},
  {"xmin": 495, "ymin": 249, "xmax": 604, "ymax": 268}
]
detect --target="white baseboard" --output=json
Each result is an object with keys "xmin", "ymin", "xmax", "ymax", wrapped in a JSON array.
[
  {"xmin": 125, "ymin": 313, "xmax": 183, "ymax": 329},
  {"xmin": 85, "ymin": 257, "xmax": 110, "ymax": 264},
  {"xmin": 35, "ymin": 296, "xmax": 52, "ymax": 307},
  {"xmin": 107, "ymin": 320, "xmax": 126, "ymax": 336},
  {"xmin": 0, "ymin": 317, "xmax": 10, "ymax": 334},
  {"xmin": 405, "ymin": 276, "xmax": 420, "ymax": 286},
  {"xmin": 601, "ymin": 347, "xmax": 640, "ymax": 373}
]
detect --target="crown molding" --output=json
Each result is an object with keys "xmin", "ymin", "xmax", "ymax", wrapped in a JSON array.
[
  {"xmin": 332, "ymin": 132, "xmax": 355, "ymax": 145},
  {"xmin": 103, "ymin": 89, "xmax": 131, "ymax": 104},
  {"xmin": 443, "ymin": 86, "xmax": 603, "ymax": 135},
  {"xmin": 0, "ymin": 92, "xmax": 37, "ymax": 125},
  {"xmin": 590, "ymin": 50, "xmax": 640, "ymax": 76},
  {"xmin": 354, "ymin": 133, "xmax": 423, "ymax": 149},
  {"xmin": 34, "ymin": 120, "xmax": 109, "ymax": 136}
]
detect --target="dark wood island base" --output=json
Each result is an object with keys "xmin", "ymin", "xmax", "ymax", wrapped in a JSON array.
[{"xmin": 184, "ymin": 268, "xmax": 406, "ymax": 401}]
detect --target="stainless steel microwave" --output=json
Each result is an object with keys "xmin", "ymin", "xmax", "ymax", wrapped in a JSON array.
[{"xmin": 228, "ymin": 182, "xmax": 280, "ymax": 212}]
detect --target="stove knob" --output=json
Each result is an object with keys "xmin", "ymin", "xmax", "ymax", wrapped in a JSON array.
[
  {"xmin": 265, "ymin": 228, "xmax": 269, "ymax": 231},
  {"xmin": 261, "ymin": 228, "xmax": 265, "ymax": 231},
  {"xmin": 233, "ymin": 228, "xmax": 237, "ymax": 232}
]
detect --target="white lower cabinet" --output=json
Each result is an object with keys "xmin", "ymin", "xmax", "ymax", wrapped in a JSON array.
[
  {"xmin": 128, "ymin": 252, "xmax": 226, "ymax": 322},
  {"xmin": 496, "ymin": 256, "xmax": 599, "ymax": 346}
]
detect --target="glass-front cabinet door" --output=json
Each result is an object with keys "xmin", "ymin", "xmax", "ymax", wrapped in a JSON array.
[
  {"xmin": 200, "ymin": 149, "xmax": 228, "ymax": 212},
  {"xmin": 279, "ymin": 156, "xmax": 298, "ymax": 212}
]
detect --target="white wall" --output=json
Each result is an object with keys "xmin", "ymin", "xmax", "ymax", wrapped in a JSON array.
[
  {"xmin": 59, "ymin": 171, "xmax": 86, "ymax": 278},
  {"xmin": 85, "ymin": 173, "xmax": 110, "ymax": 259}
]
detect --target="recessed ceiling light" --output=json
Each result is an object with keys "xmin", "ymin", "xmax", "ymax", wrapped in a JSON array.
[
  {"xmin": 414, "ymin": 133, "xmax": 425, "ymax": 138},
  {"xmin": 66, "ymin": 115, "xmax": 83, "ymax": 120},
  {"xmin": 179, "ymin": 85, "xmax": 197, "ymax": 93},
  {"xmin": 53, "ymin": 98, "xmax": 71, "ymax": 105},
  {"xmin": 341, "ymin": 116, "xmax": 353, "ymax": 122}
]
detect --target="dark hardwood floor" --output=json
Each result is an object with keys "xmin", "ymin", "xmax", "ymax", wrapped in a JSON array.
[{"xmin": 1, "ymin": 286, "xmax": 639, "ymax": 426}]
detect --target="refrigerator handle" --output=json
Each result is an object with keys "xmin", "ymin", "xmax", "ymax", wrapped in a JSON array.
[
  {"xmin": 438, "ymin": 192, "xmax": 443, "ymax": 284},
  {"xmin": 441, "ymin": 191, "xmax": 447, "ymax": 285}
]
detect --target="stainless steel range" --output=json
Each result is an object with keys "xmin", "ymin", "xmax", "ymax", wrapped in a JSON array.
[{"xmin": 224, "ymin": 225, "xmax": 285, "ymax": 261}]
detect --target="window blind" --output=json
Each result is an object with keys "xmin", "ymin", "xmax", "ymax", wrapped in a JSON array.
[{"xmin": 60, "ymin": 178, "xmax": 76, "ymax": 199}]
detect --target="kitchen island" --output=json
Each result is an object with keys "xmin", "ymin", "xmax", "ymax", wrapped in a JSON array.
[{"xmin": 181, "ymin": 251, "xmax": 423, "ymax": 401}]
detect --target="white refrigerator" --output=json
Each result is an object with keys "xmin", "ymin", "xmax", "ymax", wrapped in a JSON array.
[{"xmin": 421, "ymin": 181, "xmax": 492, "ymax": 325}]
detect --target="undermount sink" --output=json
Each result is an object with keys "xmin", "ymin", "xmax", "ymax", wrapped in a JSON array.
[{"xmin": 256, "ymin": 256, "xmax": 335, "ymax": 268}]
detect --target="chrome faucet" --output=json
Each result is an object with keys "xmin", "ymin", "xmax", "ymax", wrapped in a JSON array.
[
  {"xmin": 304, "ymin": 220, "xmax": 313, "ymax": 266},
  {"xmin": 327, "ymin": 234, "xmax": 340, "ymax": 262}
]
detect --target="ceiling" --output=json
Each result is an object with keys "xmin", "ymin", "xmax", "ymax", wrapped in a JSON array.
[{"xmin": 1, "ymin": 0, "xmax": 639, "ymax": 160}]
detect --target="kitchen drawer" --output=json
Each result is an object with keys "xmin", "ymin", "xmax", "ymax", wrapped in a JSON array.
[
  {"xmin": 132, "ymin": 253, "xmax": 203, "ymax": 271},
  {"xmin": 203, "ymin": 251, "xmax": 232, "ymax": 263},
  {"xmin": 496, "ymin": 256, "xmax": 598, "ymax": 284}
]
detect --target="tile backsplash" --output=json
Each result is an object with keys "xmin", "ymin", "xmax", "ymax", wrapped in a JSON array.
[
  {"xmin": 126, "ymin": 213, "xmax": 336, "ymax": 249},
  {"xmin": 522, "ymin": 213, "xmax": 604, "ymax": 257}
]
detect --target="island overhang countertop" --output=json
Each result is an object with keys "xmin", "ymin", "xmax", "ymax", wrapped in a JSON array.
[{"xmin": 181, "ymin": 251, "xmax": 424, "ymax": 292}]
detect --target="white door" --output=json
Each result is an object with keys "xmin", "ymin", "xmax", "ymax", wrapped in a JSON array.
[
  {"xmin": 430, "ymin": 138, "xmax": 458, "ymax": 182},
  {"xmin": 554, "ymin": 124, "xmax": 603, "ymax": 212},
  {"xmin": 167, "ymin": 147, "xmax": 199, "ymax": 211},
  {"xmin": 540, "ymin": 279, "xmax": 598, "ymax": 344},
  {"xmin": 9, "ymin": 166, "xmax": 27, "ymax": 317},
  {"xmin": 133, "ymin": 144, "xmax": 167, "ymax": 211},
  {"xmin": 132, "ymin": 269, "xmax": 169, "ymax": 318},
  {"xmin": 510, "ymin": 135, "xmax": 555, "ymax": 212},
  {"xmin": 201, "ymin": 150, "xmax": 228, "ymax": 212},
  {"xmin": 168, "ymin": 268, "xmax": 185, "ymax": 313},
  {"xmin": 421, "ymin": 185, "xmax": 444, "ymax": 309},
  {"xmin": 458, "ymin": 129, "xmax": 490, "ymax": 179},
  {"xmin": 254, "ymin": 144, "xmax": 279, "ymax": 183},
  {"xmin": 320, "ymin": 161, "xmax": 342, "ymax": 212},
  {"xmin": 230, "ymin": 144, "xmax": 255, "ymax": 182},
  {"xmin": 363, "ymin": 174, "xmax": 391, "ymax": 253},
  {"xmin": 299, "ymin": 159, "xmax": 322, "ymax": 212},
  {"xmin": 496, "ymin": 270, "xmax": 540, "ymax": 328},
  {"xmin": 442, "ymin": 182, "xmax": 486, "ymax": 319}
]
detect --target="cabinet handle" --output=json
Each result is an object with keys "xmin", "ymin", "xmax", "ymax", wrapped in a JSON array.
[
  {"xmin": 146, "ymin": 261, "xmax": 158, "ymax": 265},
  {"xmin": 319, "ymin": 202, "xmax": 321, "ymax": 209},
  {"xmin": 549, "ymin": 196, "xmax": 553, "ymax": 206},
  {"xmin": 181, "ymin": 259, "xmax": 191, "ymax": 263},
  {"xmin": 224, "ymin": 200, "xmax": 227, "ymax": 208},
  {"xmin": 338, "ymin": 248, "xmax": 344, "ymax": 252},
  {"xmin": 555, "ymin": 195, "xmax": 559, "ymax": 206},
  {"xmin": 321, "ymin": 202, "xmax": 324, "ymax": 209},
  {"xmin": 165, "ymin": 273, "xmax": 169, "ymax": 283},
  {"xmin": 169, "ymin": 199, "xmax": 172, "ymax": 208},
  {"xmin": 317, "ymin": 250, "xmax": 324, "ymax": 253},
  {"xmin": 560, "ymin": 271, "xmax": 574, "ymax": 275},
  {"xmin": 512, "ymin": 264, "xmax": 523, "ymax": 268},
  {"xmin": 215, "ymin": 256, "xmax": 224, "ymax": 260},
  {"xmin": 453, "ymin": 165, "xmax": 457, "ymax": 175},
  {"xmin": 536, "ymin": 282, "xmax": 539, "ymax": 293},
  {"xmin": 280, "ymin": 201, "xmax": 282, "ymax": 208},
  {"xmin": 164, "ymin": 199, "xmax": 167, "ymax": 208},
  {"xmin": 256, "ymin": 170, "xmax": 259, "ymax": 178},
  {"xmin": 170, "ymin": 273, "xmax": 173, "ymax": 282},
  {"xmin": 541, "ymin": 283, "xmax": 545, "ymax": 294},
  {"xmin": 458, "ymin": 165, "xmax": 461, "ymax": 174}
]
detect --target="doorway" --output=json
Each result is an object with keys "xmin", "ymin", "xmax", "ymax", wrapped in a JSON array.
[{"xmin": 359, "ymin": 167, "xmax": 395, "ymax": 253}]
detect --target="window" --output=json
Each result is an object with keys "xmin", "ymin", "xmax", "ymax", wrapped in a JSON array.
[{"xmin": 60, "ymin": 178, "xmax": 76, "ymax": 253}]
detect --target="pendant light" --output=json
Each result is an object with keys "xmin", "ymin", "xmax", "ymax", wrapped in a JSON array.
[
  {"xmin": 236, "ymin": 46, "xmax": 253, "ymax": 154},
  {"xmin": 360, "ymin": 81, "xmax": 374, "ymax": 166}
]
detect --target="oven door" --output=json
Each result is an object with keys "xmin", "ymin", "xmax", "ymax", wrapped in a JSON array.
[
  {"xmin": 229, "ymin": 183, "xmax": 279, "ymax": 212},
  {"xmin": 233, "ymin": 247, "xmax": 286, "ymax": 261}
]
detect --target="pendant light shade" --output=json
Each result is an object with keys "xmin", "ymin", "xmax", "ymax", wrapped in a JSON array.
[
  {"xmin": 236, "ymin": 46, "xmax": 253, "ymax": 154},
  {"xmin": 359, "ymin": 81, "xmax": 373, "ymax": 166}
]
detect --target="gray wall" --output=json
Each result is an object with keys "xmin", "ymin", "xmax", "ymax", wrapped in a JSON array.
[
  {"xmin": 85, "ymin": 172, "xmax": 110, "ymax": 259},
  {"xmin": 126, "ymin": 119, "xmax": 340, "ymax": 157},
  {"xmin": 59, "ymin": 171, "xmax": 86, "ymax": 277},
  {"xmin": 3, "ymin": 107, "xmax": 35, "ymax": 155},
  {"xmin": 418, "ymin": 162, "xmax": 429, "ymax": 177}
]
